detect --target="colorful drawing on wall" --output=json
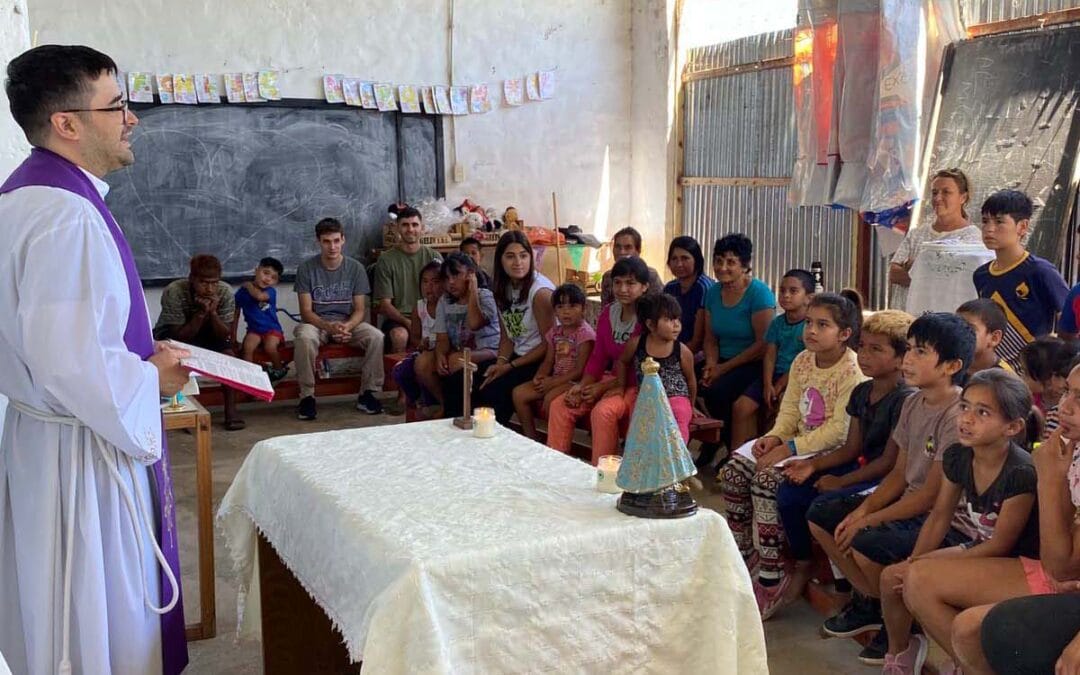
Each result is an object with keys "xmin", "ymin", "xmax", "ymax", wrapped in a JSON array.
[
  {"xmin": 526, "ymin": 72, "xmax": 540, "ymax": 101},
  {"xmin": 469, "ymin": 84, "xmax": 492, "ymax": 113},
  {"xmin": 128, "ymin": 72, "xmax": 153, "ymax": 103},
  {"xmin": 420, "ymin": 86, "xmax": 436, "ymax": 114},
  {"xmin": 374, "ymin": 83, "xmax": 397, "ymax": 111},
  {"xmin": 359, "ymin": 82, "xmax": 377, "ymax": 109},
  {"xmin": 258, "ymin": 70, "xmax": 281, "ymax": 100},
  {"xmin": 323, "ymin": 75, "xmax": 345, "ymax": 104},
  {"xmin": 173, "ymin": 74, "xmax": 198, "ymax": 104},
  {"xmin": 224, "ymin": 74, "xmax": 246, "ymax": 103},
  {"xmin": 155, "ymin": 74, "xmax": 175, "ymax": 104},
  {"xmin": 342, "ymin": 78, "xmax": 362, "ymax": 106},
  {"xmin": 503, "ymin": 78, "xmax": 524, "ymax": 106},
  {"xmin": 398, "ymin": 85, "xmax": 421, "ymax": 113},
  {"xmin": 538, "ymin": 70, "xmax": 556, "ymax": 99},
  {"xmin": 195, "ymin": 74, "xmax": 221, "ymax": 103},
  {"xmin": 243, "ymin": 73, "xmax": 265, "ymax": 102},
  {"xmin": 450, "ymin": 86, "xmax": 469, "ymax": 115},
  {"xmin": 433, "ymin": 85, "xmax": 451, "ymax": 114}
]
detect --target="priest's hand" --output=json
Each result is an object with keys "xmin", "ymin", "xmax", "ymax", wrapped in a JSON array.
[{"xmin": 151, "ymin": 342, "xmax": 191, "ymax": 396}]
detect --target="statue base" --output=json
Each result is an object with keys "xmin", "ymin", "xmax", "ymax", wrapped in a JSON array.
[{"xmin": 616, "ymin": 482, "xmax": 698, "ymax": 519}]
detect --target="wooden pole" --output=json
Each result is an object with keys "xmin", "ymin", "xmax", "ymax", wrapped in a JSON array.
[{"xmin": 552, "ymin": 192, "xmax": 564, "ymax": 284}]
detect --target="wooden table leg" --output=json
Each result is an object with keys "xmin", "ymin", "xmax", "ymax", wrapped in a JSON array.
[{"xmin": 185, "ymin": 411, "xmax": 216, "ymax": 640}]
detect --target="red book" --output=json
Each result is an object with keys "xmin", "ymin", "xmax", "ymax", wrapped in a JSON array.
[{"xmin": 167, "ymin": 340, "xmax": 275, "ymax": 401}]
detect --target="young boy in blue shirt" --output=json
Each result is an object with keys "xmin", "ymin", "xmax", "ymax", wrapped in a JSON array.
[
  {"xmin": 236, "ymin": 256, "xmax": 288, "ymax": 381},
  {"xmin": 972, "ymin": 190, "xmax": 1068, "ymax": 369}
]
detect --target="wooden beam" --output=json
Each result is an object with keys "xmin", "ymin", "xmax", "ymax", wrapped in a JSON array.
[
  {"xmin": 679, "ymin": 176, "xmax": 791, "ymax": 188},
  {"xmin": 967, "ymin": 8, "xmax": 1080, "ymax": 38},
  {"xmin": 682, "ymin": 55, "xmax": 794, "ymax": 83}
]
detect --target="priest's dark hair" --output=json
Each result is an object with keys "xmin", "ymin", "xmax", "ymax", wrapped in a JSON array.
[{"xmin": 5, "ymin": 45, "xmax": 118, "ymax": 145}]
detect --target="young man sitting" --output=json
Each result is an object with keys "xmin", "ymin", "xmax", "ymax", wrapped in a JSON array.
[
  {"xmin": 599, "ymin": 226, "xmax": 663, "ymax": 306},
  {"xmin": 294, "ymin": 217, "xmax": 385, "ymax": 420},
  {"xmin": 372, "ymin": 206, "xmax": 441, "ymax": 353},
  {"xmin": 153, "ymin": 253, "xmax": 245, "ymax": 430}
]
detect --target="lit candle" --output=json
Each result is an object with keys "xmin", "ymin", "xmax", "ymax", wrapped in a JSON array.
[
  {"xmin": 472, "ymin": 407, "xmax": 496, "ymax": 438},
  {"xmin": 596, "ymin": 455, "xmax": 622, "ymax": 493}
]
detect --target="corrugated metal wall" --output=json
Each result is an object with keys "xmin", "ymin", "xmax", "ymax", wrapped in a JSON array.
[
  {"xmin": 681, "ymin": 30, "xmax": 857, "ymax": 297},
  {"xmin": 963, "ymin": 0, "xmax": 1080, "ymax": 24}
]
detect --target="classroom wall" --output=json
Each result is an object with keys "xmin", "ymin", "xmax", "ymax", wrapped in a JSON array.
[
  {"xmin": 26, "ymin": 0, "xmax": 641, "ymax": 257},
  {"xmin": 0, "ymin": 0, "xmax": 32, "ymax": 435}
]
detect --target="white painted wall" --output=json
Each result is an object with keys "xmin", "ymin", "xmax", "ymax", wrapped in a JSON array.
[
  {"xmin": 630, "ymin": 0, "xmax": 677, "ymax": 275},
  {"xmin": 0, "ymin": 0, "xmax": 32, "ymax": 437},
  {"xmin": 27, "ymin": 0, "xmax": 635, "ymax": 244}
]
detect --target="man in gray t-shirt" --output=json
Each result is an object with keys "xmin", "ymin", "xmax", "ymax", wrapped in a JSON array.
[{"xmin": 293, "ymin": 218, "xmax": 385, "ymax": 420}]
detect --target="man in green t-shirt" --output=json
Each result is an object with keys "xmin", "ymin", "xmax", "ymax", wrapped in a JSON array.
[{"xmin": 373, "ymin": 206, "xmax": 442, "ymax": 352}]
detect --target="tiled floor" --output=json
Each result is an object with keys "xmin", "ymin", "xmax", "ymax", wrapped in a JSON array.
[{"xmin": 170, "ymin": 397, "xmax": 881, "ymax": 674}]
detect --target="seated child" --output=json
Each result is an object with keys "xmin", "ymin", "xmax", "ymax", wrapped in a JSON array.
[
  {"xmin": 459, "ymin": 236, "xmax": 491, "ymax": 288},
  {"xmin": 946, "ymin": 360, "xmax": 1080, "ymax": 673},
  {"xmin": 235, "ymin": 257, "xmax": 287, "ymax": 381},
  {"xmin": 616, "ymin": 293, "xmax": 699, "ymax": 442},
  {"xmin": 415, "ymin": 253, "xmax": 500, "ymax": 418},
  {"xmin": 805, "ymin": 312, "xmax": 974, "ymax": 665},
  {"xmin": 719, "ymin": 291, "xmax": 866, "ymax": 619},
  {"xmin": 1019, "ymin": 336, "xmax": 1070, "ymax": 414},
  {"xmin": 956, "ymin": 298, "xmax": 1012, "ymax": 376},
  {"xmin": 775, "ymin": 309, "xmax": 916, "ymax": 614},
  {"xmin": 512, "ymin": 283, "xmax": 596, "ymax": 439},
  {"xmin": 877, "ymin": 368, "xmax": 1039, "ymax": 674},
  {"xmin": 973, "ymin": 189, "xmax": 1069, "ymax": 368},
  {"xmin": 731, "ymin": 269, "xmax": 814, "ymax": 448},
  {"xmin": 391, "ymin": 260, "xmax": 442, "ymax": 409},
  {"xmin": 547, "ymin": 257, "xmax": 650, "ymax": 465}
]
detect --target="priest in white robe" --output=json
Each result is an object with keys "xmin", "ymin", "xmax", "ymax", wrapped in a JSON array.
[{"xmin": 0, "ymin": 46, "xmax": 190, "ymax": 674}]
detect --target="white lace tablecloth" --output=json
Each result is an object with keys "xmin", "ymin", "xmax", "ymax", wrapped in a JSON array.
[{"xmin": 218, "ymin": 420, "xmax": 767, "ymax": 674}]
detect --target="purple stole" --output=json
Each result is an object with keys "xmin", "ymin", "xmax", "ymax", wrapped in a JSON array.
[{"xmin": 0, "ymin": 148, "xmax": 188, "ymax": 674}]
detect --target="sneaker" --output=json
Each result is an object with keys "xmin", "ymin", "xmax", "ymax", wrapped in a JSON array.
[
  {"xmin": 858, "ymin": 627, "xmax": 888, "ymax": 666},
  {"xmin": 356, "ymin": 390, "xmax": 383, "ymax": 414},
  {"xmin": 823, "ymin": 594, "xmax": 882, "ymax": 638},
  {"xmin": 267, "ymin": 367, "xmax": 289, "ymax": 383},
  {"xmin": 882, "ymin": 634, "xmax": 927, "ymax": 675},
  {"xmin": 297, "ymin": 396, "xmax": 317, "ymax": 421},
  {"xmin": 759, "ymin": 575, "xmax": 793, "ymax": 621}
]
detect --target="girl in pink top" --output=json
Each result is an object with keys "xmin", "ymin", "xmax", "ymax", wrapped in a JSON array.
[
  {"xmin": 513, "ymin": 284, "xmax": 597, "ymax": 439},
  {"xmin": 547, "ymin": 257, "xmax": 649, "ymax": 464}
]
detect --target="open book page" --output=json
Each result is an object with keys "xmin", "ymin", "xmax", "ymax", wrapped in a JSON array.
[
  {"xmin": 733, "ymin": 439, "xmax": 821, "ymax": 467},
  {"xmin": 167, "ymin": 340, "xmax": 274, "ymax": 401}
]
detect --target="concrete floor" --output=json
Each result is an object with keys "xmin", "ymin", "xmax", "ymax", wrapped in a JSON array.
[{"xmin": 168, "ymin": 397, "xmax": 880, "ymax": 674}]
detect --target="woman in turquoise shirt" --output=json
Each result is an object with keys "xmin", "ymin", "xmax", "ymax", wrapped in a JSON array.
[{"xmin": 700, "ymin": 233, "xmax": 776, "ymax": 467}]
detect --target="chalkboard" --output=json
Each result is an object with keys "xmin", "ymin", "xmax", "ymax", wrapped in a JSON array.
[
  {"xmin": 105, "ymin": 101, "xmax": 444, "ymax": 284},
  {"xmin": 921, "ymin": 25, "xmax": 1080, "ymax": 261}
]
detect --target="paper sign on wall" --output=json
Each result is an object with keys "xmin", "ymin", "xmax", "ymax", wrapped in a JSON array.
[
  {"xmin": 128, "ymin": 72, "xmax": 154, "ymax": 103},
  {"xmin": 538, "ymin": 70, "xmax": 556, "ymax": 99},
  {"xmin": 173, "ymin": 74, "xmax": 198, "ymax": 104},
  {"xmin": 420, "ymin": 86, "xmax": 436, "ymax": 114},
  {"xmin": 398, "ymin": 85, "xmax": 421, "ymax": 113},
  {"xmin": 224, "ymin": 74, "xmax": 246, "ymax": 102},
  {"xmin": 155, "ymin": 74, "xmax": 175, "ymax": 104},
  {"xmin": 374, "ymin": 83, "xmax": 397, "ymax": 111},
  {"xmin": 526, "ymin": 73, "xmax": 540, "ymax": 101},
  {"xmin": 195, "ymin": 74, "xmax": 220, "ymax": 103},
  {"xmin": 449, "ymin": 86, "xmax": 469, "ymax": 115},
  {"xmin": 433, "ymin": 85, "xmax": 451, "ymax": 114},
  {"xmin": 243, "ymin": 73, "xmax": 265, "ymax": 102},
  {"xmin": 503, "ymin": 78, "xmax": 524, "ymax": 106},
  {"xmin": 359, "ymin": 82, "xmax": 377, "ymax": 109},
  {"xmin": 469, "ymin": 84, "xmax": 492, "ymax": 113},
  {"xmin": 258, "ymin": 70, "xmax": 281, "ymax": 100},
  {"xmin": 342, "ymin": 78, "xmax": 362, "ymax": 106},
  {"xmin": 323, "ymin": 75, "xmax": 345, "ymax": 104}
]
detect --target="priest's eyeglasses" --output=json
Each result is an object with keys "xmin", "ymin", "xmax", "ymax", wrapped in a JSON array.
[{"xmin": 61, "ymin": 101, "xmax": 131, "ymax": 122}]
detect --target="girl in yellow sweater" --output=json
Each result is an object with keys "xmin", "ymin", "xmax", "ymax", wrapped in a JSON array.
[{"xmin": 720, "ymin": 290, "xmax": 868, "ymax": 619}]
